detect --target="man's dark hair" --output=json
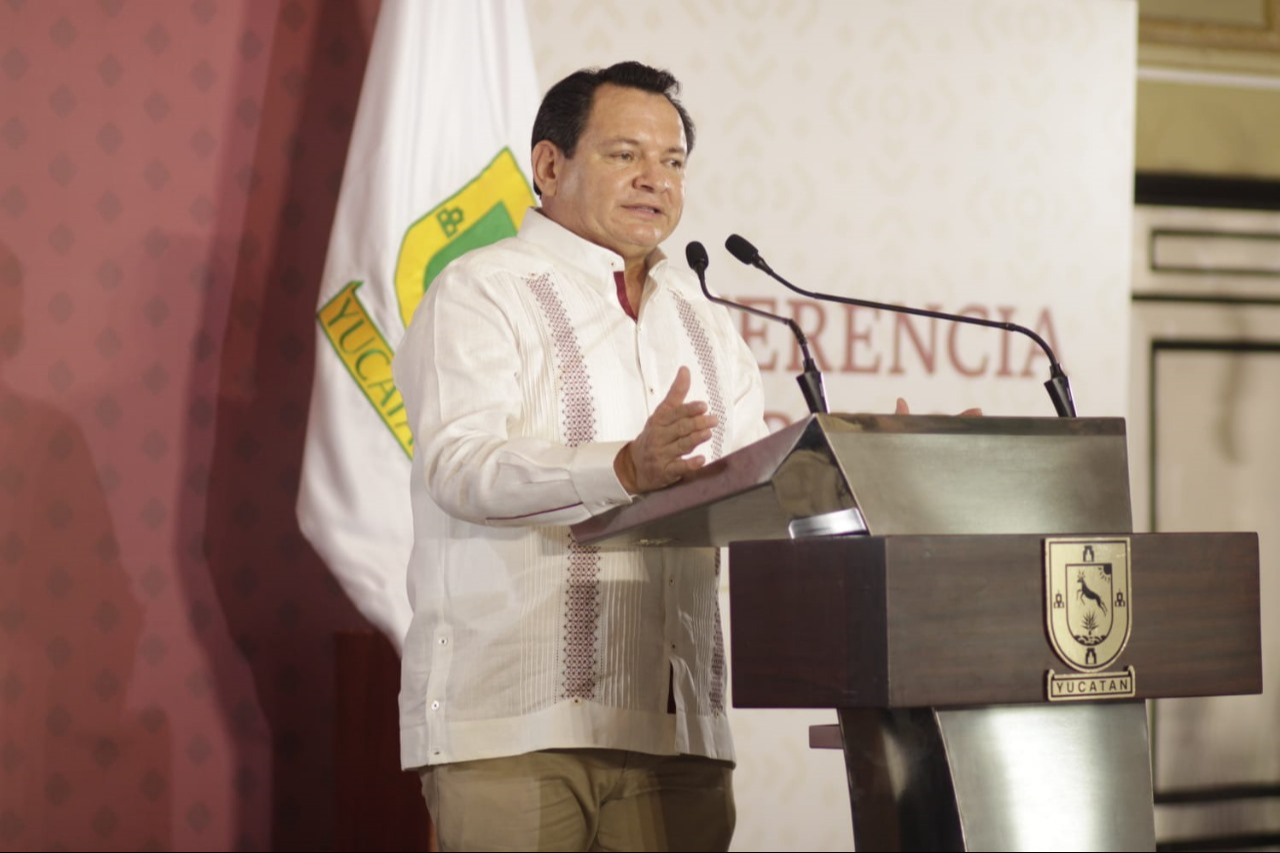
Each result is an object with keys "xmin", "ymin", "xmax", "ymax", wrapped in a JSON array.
[{"xmin": 530, "ymin": 61, "xmax": 696, "ymax": 195}]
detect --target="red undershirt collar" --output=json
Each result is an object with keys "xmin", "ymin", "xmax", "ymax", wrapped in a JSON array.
[{"xmin": 613, "ymin": 270, "xmax": 637, "ymax": 321}]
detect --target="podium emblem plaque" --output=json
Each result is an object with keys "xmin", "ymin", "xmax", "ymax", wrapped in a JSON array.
[{"xmin": 1044, "ymin": 537, "xmax": 1135, "ymax": 701}]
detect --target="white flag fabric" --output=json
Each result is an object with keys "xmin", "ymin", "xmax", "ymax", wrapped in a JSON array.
[{"xmin": 297, "ymin": 0, "xmax": 540, "ymax": 647}]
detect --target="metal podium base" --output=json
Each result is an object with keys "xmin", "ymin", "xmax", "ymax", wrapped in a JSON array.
[{"xmin": 838, "ymin": 702, "xmax": 1156, "ymax": 852}]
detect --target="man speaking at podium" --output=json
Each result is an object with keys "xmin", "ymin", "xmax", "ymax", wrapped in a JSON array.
[{"xmin": 392, "ymin": 61, "xmax": 768, "ymax": 851}]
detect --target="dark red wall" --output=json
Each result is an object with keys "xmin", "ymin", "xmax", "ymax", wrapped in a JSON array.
[{"xmin": 1, "ymin": 1, "xmax": 387, "ymax": 848}]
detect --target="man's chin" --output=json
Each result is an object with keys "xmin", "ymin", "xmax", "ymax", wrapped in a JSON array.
[{"xmin": 620, "ymin": 225, "xmax": 675, "ymax": 252}]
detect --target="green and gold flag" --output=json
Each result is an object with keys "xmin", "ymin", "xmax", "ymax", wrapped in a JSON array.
[{"xmin": 298, "ymin": 0, "xmax": 538, "ymax": 646}]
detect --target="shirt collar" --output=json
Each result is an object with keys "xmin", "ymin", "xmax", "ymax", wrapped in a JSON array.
[{"xmin": 518, "ymin": 209, "xmax": 670, "ymax": 297}]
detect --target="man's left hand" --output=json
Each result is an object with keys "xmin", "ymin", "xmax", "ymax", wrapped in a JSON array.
[{"xmin": 615, "ymin": 366, "xmax": 719, "ymax": 494}]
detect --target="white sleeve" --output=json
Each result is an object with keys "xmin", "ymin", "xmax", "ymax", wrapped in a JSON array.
[{"xmin": 393, "ymin": 263, "xmax": 634, "ymax": 528}]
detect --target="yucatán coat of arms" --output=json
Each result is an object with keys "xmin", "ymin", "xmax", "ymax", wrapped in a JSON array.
[{"xmin": 1044, "ymin": 537, "xmax": 1135, "ymax": 700}]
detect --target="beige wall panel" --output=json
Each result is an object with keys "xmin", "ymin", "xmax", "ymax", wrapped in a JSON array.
[{"xmin": 1136, "ymin": 79, "xmax": 1280, "ymax": 179}]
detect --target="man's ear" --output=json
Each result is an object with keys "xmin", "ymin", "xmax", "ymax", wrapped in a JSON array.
[{"xmin": 531, "ymin": 139, "xmax": 562, "ymax": 199}]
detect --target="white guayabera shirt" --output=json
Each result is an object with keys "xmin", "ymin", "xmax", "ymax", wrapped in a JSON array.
[{"xmin": 393, "ymin": 211, "xmax": 768, "ymax": 768}]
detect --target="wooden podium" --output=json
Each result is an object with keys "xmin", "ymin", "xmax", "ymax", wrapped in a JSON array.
[{"xmin": 572, "ymin": 414, "xmax": 1261, "ymax": 852}]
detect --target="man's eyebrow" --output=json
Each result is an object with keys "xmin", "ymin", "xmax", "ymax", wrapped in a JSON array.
[{"xmin": 598, "ymin": 136, "xmax": 687, "ymax": 155}]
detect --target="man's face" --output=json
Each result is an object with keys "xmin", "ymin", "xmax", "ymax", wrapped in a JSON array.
[{"xmin": 535, "ymin": 84, "xmax": 687, "ymax": 264}]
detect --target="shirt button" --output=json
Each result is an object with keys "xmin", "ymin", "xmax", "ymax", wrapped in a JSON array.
[
  {"xmin": 438, "ymin": 638, "xmax": 448, "ymax": 646},
  {"xmin": 430, "ymin": 700, "xmax": 440, "ymax": 710}
]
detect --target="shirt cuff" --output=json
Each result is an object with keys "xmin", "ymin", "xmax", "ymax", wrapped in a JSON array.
[{"xmin": 570, "ymin": 440, "xmax": 634, "ymax": 515}]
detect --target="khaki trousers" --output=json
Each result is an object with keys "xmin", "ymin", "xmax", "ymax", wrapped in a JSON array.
[{"xmin": 419, "ymin": 748, "xmax": 735, "ymax": 852}]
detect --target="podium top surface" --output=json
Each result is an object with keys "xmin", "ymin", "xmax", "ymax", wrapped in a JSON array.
[{"xmin": 571, "ymin": 413, "xmax": 1132, "ymax": 547}]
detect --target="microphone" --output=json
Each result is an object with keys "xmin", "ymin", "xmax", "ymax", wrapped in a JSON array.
[
  {"xmin": 724, "ymin": 234, "xmax": 1077, "ymax": 417},
  {"xmin": 685, "ymin": 240, "xmax": 828, "ymax": 414}
]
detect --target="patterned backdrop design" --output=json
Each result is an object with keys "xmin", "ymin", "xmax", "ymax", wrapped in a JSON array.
[
  {"xmin": 1, "ymin": 1, "xmax": 1136, "ymax": 851},
  {"xmin": 1, "ymin": 1, "xmax": 380, "ymax": 849},
  {"xmin": 527, "ymin": 0, "xmax": 1138, "ymax": 425}
]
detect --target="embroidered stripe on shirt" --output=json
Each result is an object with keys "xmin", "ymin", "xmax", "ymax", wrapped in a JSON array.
[
  {"xmin": 672, "ymin": 292, "xmax": 729, "ymax": 714},
  {"xmin": 525, "ymin": 272, "xmax": 603, "ymax": 701},
  {"xmin": 709, "ymin": 549, "xmax": 727, "ymax": 715},
  {"xmin": 671, "ymin": 292, "xmax": 727, "ymax": 460}
]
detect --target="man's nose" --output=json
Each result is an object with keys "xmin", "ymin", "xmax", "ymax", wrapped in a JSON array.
[{"xmin": 633, "ymin": 157, "xmax": 668, "ymax": 191}]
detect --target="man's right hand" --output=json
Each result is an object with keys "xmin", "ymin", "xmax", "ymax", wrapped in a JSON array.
[{"xmin": 614, "ymin": 366, "xmax": 718, "ymax": 495}]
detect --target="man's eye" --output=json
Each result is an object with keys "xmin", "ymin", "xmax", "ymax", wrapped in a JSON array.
[{"xmin": 614, "ymin": 151, "xmax": 634, "ymax": 161}]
